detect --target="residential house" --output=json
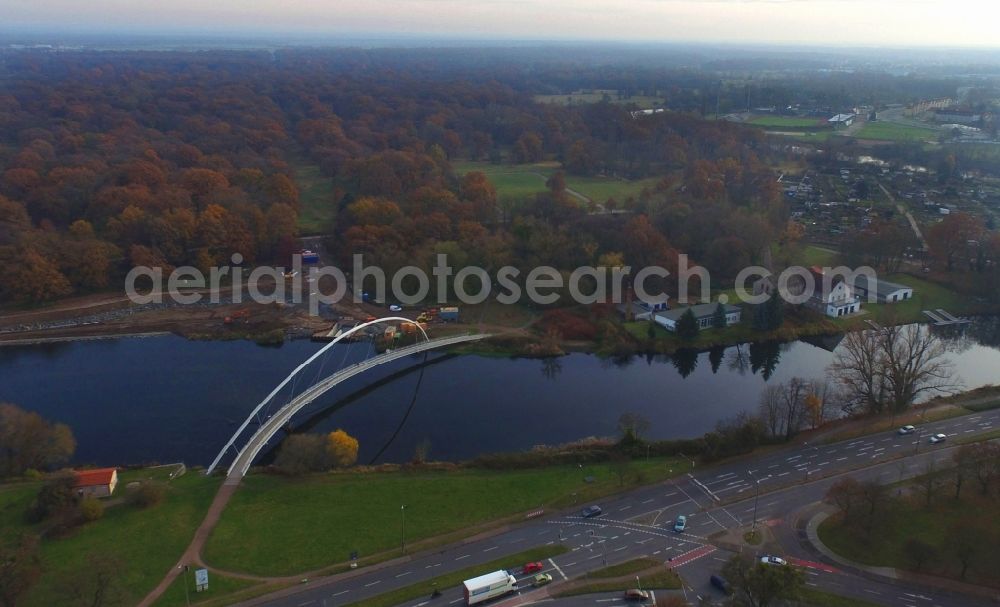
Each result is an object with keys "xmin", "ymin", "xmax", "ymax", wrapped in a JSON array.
[
  {"xmin": 73, "ymin": 468, "xmax": 118, "ymax": 498},
  {"xmin": 805, "ymin": 267, "xmax": 860, "ymax": 318},
  {"xmin": 653, "ymin": 302, "xmax": 741, "ymax": 332},
  {"xmin": 617, "ymin": 297, "xmax": 668, "ymax": 321}
]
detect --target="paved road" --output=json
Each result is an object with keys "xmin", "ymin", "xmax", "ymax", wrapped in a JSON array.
[{"xmin": 240, "ymin": 409, "xmax": 1000, "ymax": 607}]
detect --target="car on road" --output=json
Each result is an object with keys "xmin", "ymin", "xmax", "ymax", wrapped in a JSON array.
[
  {"xmin": 710, "ymin": 574, "xmax": 733, "ymax": 594},
  {"xmin": 532, "ymin": 573, "xmax": 552, "ymax": 587},
  {"xmin": 624, "ymin": 589, "xmax": 650, "ymax": 601},
  {"xmin": 388, "ymin": 304, "xmax": 402, "ymax": 312},
  {"xmin": 522, "ymin": 562, "xmax": 544, "ymax": 574},
  {"xmin": 929, "ymin": 433, "xmax": 947, "ymax": 444},
  {"xmin": 673, "ymin": 515, "xmax": 687, "ymax": 532},
  {"xmin": 897, "ymin": 425, "xmax": 916, "ymax": 435},
  {"xmin": 581, "ymin": 505, "xmax": 603, "ymax": 518},
  {"xmin": 760, "ymin": 555, "xmax": 788, "ymax": 566}
]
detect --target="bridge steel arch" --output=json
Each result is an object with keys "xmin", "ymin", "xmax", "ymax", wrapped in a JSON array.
[
  {"xmin": 206, "ymin": 316, "xmax": 428, "ymax": 476},
  {"xmin": 222, "ymin": 332, "xmax": 488, "ymax": 478}
]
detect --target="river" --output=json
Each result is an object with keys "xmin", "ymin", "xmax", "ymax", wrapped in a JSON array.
[{"xmin": 2, "ymin": 318, "xmax": 998, "ymax": 467}]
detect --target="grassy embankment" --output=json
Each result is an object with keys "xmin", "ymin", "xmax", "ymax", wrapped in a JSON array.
[
  {"xmin": 204, "ymin": 457, "xmax": 685, "ymax": 576},
  {"xmin": 552, "ymin": 557, "xmax": 681, "ymax": 597},
  {"xmin": 0, "ymin": 468, "xmax": 230, "ymax": 607}
]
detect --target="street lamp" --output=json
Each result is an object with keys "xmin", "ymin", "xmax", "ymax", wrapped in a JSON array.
[
  {"xmin": 748, "ymin": 470, "xmax": 761, "ymax": 533},
  {"xmin": 400, "ymin": 505, "xmax": 407, "ymax": 553}
]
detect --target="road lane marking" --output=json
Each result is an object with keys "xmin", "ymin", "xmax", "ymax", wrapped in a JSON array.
[
  {"xmin": 549, "ymin": 558, "xmax": 567, "ymax": 580},
  {"xmin": 455, "ymin": 554, "xmax": 470, "ymax": 560},
  {"xmin": 484, "ymin": 546, "xmax": 498, "ymax": 552},
  {"xmin": 365, "ymin": 580, "xmax": 381, "ymax": 587}
]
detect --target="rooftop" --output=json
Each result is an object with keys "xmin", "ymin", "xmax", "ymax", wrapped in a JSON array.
[
  {"xmin": 73, "ymin": 468, "xmax": 117, "ymax": 488},
  {"xmin": 656, "ymin": 302, "xmax": 740, "ymax": 322}
]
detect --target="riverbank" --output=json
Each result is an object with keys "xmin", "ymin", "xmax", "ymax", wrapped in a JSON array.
[{"xmin": 1, "ymin": 270, "xmax": 992, "ymax": 358}]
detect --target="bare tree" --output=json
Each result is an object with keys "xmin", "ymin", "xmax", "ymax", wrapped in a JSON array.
[
  {"xmin": 829, "ymin": 325, "xmax": 959, "ymax": 415},
  {"xmin": 617, "ymin": 412, "xmax": 651, "ymax": 442},
  {"xmin": 758, "ymin": 384, "xmax": 784, "ymax": 438},
  {"xmin": 778, "ymin": 377, "xmax": 808, "ymax": 440},
  {"xmin": 881, "ymin": 324, "xmax": 960, "ymax": 412},
  {"xmin": 918, "ymin": 461, "xmax": 941, "ymax": 508},
  {"xmin": 828, "ymin": 329, "xmax": 888, "ymax": 414}
]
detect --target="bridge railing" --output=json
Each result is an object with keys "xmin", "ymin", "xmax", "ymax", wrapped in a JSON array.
[{"xmin": 208, "ymin": 327, "xmax": 490, "ymax": 477}]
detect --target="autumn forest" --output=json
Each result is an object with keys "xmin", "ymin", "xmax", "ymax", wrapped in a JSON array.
[{"xmin": 0, "ymin": 48, "xmax": 805, "ymax": 305}]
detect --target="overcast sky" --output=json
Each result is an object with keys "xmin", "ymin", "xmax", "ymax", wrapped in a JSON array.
[{"xmin": 3, "ymin": 0, "xmax": 999, "ymax": 48}]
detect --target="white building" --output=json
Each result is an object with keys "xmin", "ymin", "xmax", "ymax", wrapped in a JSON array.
[{"xmin": 653, "ymin": 302, "xmax": 741, "ymax": 332}]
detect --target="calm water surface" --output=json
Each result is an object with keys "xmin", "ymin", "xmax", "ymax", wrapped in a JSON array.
[{"xmin": 2, "ymin": 318, "xmax": 998, "ymax": 467}]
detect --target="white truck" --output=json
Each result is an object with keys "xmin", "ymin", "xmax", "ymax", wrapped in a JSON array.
[{"xmin": 462, "ymin": 569, "xmax": 517, "ymax": 605}]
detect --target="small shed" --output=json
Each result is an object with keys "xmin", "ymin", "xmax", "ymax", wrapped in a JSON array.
[{"xmin": 73, "ymin": 468, "xmax": 118, "ymax": 498}]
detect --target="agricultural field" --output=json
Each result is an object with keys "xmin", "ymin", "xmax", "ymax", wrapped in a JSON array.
[{"xmin": 854, "ymin": 122, "xmax": 940, "ymax": 143}]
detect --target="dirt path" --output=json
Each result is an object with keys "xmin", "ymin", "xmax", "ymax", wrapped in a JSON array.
[{"xmin": 878, "ymin": 181, "xmax": 928, "ymax": 251}]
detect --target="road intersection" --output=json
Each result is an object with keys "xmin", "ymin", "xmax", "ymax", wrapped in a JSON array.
[{"xmin": 241, "ymin": 408, "xmax": 1000, "ymax": 607}]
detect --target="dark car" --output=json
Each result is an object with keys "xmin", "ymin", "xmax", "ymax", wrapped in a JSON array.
[
  {"xmin": 710, "ymin": 574, "xmax": 732, "ymax": 594},
  {"xmin": 581, "ymin": 505, "xmax": 603, "ymax": 518}
]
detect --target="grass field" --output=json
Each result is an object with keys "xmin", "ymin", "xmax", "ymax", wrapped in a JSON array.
[
  {"xmin": 0, "ymin": 471, "xmax": 221, "ymax": 607},
  {"xmin": 855, "ymin": 272, "xmax": 969, "ymax": 326},
  {"xmin": 204, "ymin": 458, "xmax": 684, "ymax": 576},
  {"xmin": 749, "ymin": 116, "xmax": 825, "ymax": 129},
  {"xmin": 451, "ymin": 160, "xmax": 658, "ymax": 204},
  {"xmin": 293, "ymin": 161, "xmax": 338, "ymax": 234},
  {"xmin": 152, "ymin": 571, "xmax": 261, "ymax": 607},
  {"xmin": 799, "ymin": 245, "xmax": 839, "ymax": 268},
  {"xmin": 818, "ymin": 495, "xmax": 1000, "ymax": 587},
  {"xmin": 771, "ymin": 131, "xmax": 835, "ymax": 143},
  {"xmin": 800, "ymin": 587, "xmax": 881, "ymax": 607},
  {"xmin": 553, "ymin": 557, "xmax": 681, "ymax": 597},
  {"xmin": 854, "ymin": 122, "xmax": 940, "ymax": 143}
]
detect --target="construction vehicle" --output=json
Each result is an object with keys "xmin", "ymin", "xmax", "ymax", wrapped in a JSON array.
[
  {"xmin": 224, "ymin": 309, "xmax": 251, "ymax": 324},
  {"xmin": 400, "ymin": 321, "xmax": 428, "ymax": 335}
]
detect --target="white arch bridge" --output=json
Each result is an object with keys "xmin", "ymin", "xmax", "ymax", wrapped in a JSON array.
[{"xmin": 206, "ymin": 317, "xmax": 491, "ymax": 479}]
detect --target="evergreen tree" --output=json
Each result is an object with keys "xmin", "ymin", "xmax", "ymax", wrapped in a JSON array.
[
  {"xmin": 766, "ymin": 290, "xmax": 784, "ymax": 330},
  {"xmin": 712, "ymin": 302, "xmax": 728, "ymax": 329},
  {"xmin": 676, "ymin": 308, "xmax": 699, "ymax": 341}
]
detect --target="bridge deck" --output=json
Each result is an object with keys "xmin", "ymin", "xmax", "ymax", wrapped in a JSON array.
[{"xmin": 226, "ymin": 333, "xmax": 490, "ymax": 478}]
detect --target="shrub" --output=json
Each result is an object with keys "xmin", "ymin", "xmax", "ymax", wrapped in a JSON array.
[
  {"xmin": 127, "ymin": 481, "xmax": 167, "ymax": 509},
  {"xmin": 78, "ymin": 496, "xmax": 104, "ymax": 522}
]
